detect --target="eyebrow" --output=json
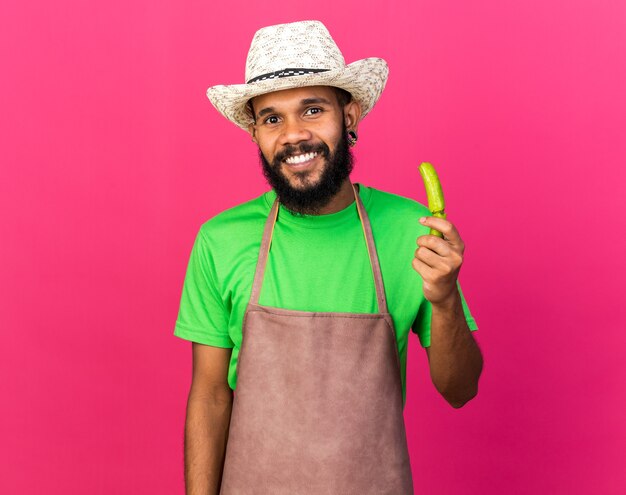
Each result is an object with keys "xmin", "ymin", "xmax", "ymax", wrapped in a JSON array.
[
  {"xmin": 301, "ymin": 97, "xmax": 333, "ymax": 106},
  {"xmin": 256, "ymin": 97, "xmax": 333, "ymax": 119},
  {"xmin": 256, "ymin": 106, "xmax": 276, "ymax": 119}
]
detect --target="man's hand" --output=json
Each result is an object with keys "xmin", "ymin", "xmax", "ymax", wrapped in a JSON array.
[
  {"xmin": 412, "ymin": 216, "xmax": 465, "ymax": 306},
  {"xmin": 411, "ymin": 215, "xmax": 482, "ymax": 408}
]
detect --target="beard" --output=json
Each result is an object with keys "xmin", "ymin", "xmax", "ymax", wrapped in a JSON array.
[{"xmin": 258, "ymin": 127, "xmax": 354, "ymax": 216}]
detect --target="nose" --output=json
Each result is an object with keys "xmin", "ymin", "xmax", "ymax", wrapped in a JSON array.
[{"xmin": 279, "ymin": 117, "xmax": 312, "ymax": 146}]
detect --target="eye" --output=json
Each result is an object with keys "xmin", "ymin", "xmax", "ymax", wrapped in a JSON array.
[
  {"xmin": 304, "ymin": 107, "xmax": 323, "ymax": 116},
  {"xmin": 263, "ymin": 115, "xmax": 281, "ymax": 125}
]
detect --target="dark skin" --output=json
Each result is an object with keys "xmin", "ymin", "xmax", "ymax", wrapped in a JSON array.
[
  {"xmin": 249, "ymin": 86, "xmax": 360, "ymax": 215},
  {"xmin": 415, "ymin": 216, "xmax": 483, "ymax": 407},
  {"xmin": 183, "ymin": 84, "xmax": 482, "ymax": 495},
  {"xmin": 184, "ymin": 344, "xmax": 232, "ymax": 495}
]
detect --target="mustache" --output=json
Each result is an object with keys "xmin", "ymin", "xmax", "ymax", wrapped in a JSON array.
[{"xmin": 273, "ymin": 142, "xmax": 330, "ymax": 165}]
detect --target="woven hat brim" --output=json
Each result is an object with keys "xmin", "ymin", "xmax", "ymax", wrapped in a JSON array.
[{"xmin": 206, "ymin": 57, "xmax": 388, "ymax": 131}]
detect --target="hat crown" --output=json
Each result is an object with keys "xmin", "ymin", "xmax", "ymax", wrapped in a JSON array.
[{"xmin": 244, "ymin": 21, "xmax": 346, "ymax": 83}]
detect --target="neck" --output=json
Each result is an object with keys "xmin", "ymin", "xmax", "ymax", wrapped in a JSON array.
[{"xmin": 315, "ymin": 179, "xmax": 358, "ymax": 214}]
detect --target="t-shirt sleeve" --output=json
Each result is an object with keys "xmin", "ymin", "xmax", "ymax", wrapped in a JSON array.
[
  {"xmin": 174, "ymin": 229, "xmax": 234, "ymax": 348},
  {"xmin": 412, "ymin": 280, "xmax": 478, "ymax": 348}
]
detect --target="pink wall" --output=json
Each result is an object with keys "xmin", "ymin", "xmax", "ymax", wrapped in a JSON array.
[{"xmin": 1, "ymin": 1, "xmax": 624, "ymax": 493}]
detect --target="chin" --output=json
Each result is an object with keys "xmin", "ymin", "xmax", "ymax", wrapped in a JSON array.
[
  {"xmin": 291, "ymin": 174, "xmax": 325, "ymax": 190},
  {"xmin": 282, "ymin": 168, "xmax": 325, "ymax": 189}
]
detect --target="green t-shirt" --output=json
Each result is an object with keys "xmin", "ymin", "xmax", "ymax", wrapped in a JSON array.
[{"xmin": 174, "ymin": 184, "xmax": 478, "ymax": 403}]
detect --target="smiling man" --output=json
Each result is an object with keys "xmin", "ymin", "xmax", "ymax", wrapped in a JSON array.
[
  {"xmin": 174, "ymin": 20, "xmax": 483, "ymax": 495},
  {"xmin": 253, "ymin": 85, "xmax": 359, "ymax": 216}
]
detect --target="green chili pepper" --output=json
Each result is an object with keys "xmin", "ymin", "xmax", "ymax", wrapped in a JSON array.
[{"xmin": 418, "ymin": 162, "xmax": 446, "ymax": 238}]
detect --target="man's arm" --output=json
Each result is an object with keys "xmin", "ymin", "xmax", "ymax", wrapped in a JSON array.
[
  {"xmin": 184, "ymin": 343, "xmax": 233, "ymax": 495},
  {"xmin": 413, "ymin": 215, "xmax": 483, "ymax": 408},
  {"xmin": 425, "ymin": 291, "xmax": 483, "ymax": 408}
]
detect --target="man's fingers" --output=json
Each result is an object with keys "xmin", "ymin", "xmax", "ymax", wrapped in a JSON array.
[
  {"xmin": 412, "ymin": 256, "xmax": 435, "ymax": 279},
  {"xmin": 414, "ymin": 245, "xmax": 446, "ymax": 270},
  {"xmin": 416, "ymin": 234, "xmax": 452, "ymax": 257},
  {"xmin": 419, "ymin": 216, "xmax": 464, "ymax": 251}
]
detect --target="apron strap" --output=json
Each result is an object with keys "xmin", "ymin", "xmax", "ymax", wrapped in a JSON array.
[
  {"xmin": 352, "ymin": 183, "xmax": 389, "ymax": 314},
  {"xmin": 250, "ymin": 199, "xmax": 279, "ymax": 306},
  {"xmin": 249, "ymin": 183, "xmax": 389, "ymax": 314}
]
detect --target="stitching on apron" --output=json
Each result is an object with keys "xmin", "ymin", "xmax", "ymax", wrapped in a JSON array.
[{"xmin": 247, "ymin": 307, "xmax": 391, "ymax": 319}]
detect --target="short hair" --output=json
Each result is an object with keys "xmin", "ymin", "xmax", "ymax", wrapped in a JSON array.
[
  {"xmin": 333, "ymin": 87, "xmax": 352, "ymax": 107},
  {"xmin": 246, "ymin": 86, "xmax": 353, "ymax": 123}
]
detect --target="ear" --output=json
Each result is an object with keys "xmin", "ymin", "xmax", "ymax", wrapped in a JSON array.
[{"xmin": 343, "ymin": 100, "xmax": 362, "ymax": 132}]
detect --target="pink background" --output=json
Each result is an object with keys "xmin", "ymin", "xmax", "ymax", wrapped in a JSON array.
[{"xmin": 1, "ymin": 1, "xmax": 624, "ymax": 493}]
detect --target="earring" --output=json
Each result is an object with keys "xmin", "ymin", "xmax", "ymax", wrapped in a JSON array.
[{"xmin": 347, "ymin": 130, "xmax": 358, "ymax": 147}]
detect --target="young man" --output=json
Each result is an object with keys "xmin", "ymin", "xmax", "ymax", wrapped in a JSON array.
[{"xmin": 174, "ymin": 20, "xmax": 483, "ymax": 495}]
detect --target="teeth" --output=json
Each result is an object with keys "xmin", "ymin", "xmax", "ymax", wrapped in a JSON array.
[{"xmin": 285, "ymin": 152, "xmax": 317, "ymax": 165}]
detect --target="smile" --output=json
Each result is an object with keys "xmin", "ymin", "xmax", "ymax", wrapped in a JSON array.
[{"xmin": 284, "ymin": 152, "xmax": 318, "ymax": 165}]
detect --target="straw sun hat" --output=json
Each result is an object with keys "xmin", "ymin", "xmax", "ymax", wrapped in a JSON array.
[{"xmin": 206, "ymin": 20, "xmax": 389, "ymax": 130}]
